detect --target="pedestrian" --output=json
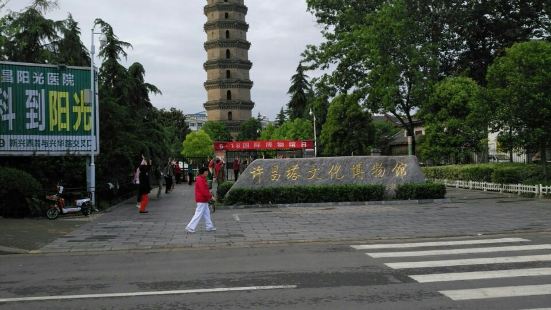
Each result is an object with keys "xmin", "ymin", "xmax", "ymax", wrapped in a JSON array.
[
  {"xmin": 138, "ymin": 160, "xmax": 151, "ymax": 214},
  {"xmin": 232, "ymin": 157, "xmax": 240, "ymax": 181},
  {"xmin": 187, "ymin": 161, "xmax": 194, "ymax": 186},
  {"xmin": 213, "ymin": 158, "xmax": 225, "ymax": 197},
  {"xmin": 133, "ymin": 155, "xmax": 147, "ymax": 209},
  {"xmin": 154, "ymin": 161, "xmax": 163, "ymax": 199},
  {"xmin": 185, "ymin": 167, "xmax": 216, "ymax": 233},
  {"xmin": 207, "ymin": 156, "xmax": 214, "ymax": 174},
  {"xmin": 164, "ymin": 159, "xmax": 173, "ymax": 193},
  {"xmin": 174, "ymin": 161, "xmax": 181, "ymax": 184}
]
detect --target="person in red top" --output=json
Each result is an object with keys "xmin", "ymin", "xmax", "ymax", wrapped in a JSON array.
[{"xmin": 185, "ymin": 167, "xmax": 216, "ymax": 233}]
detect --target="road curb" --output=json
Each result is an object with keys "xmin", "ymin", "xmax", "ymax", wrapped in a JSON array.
[{"xmin": 0, "ymin": 245, "xmax": 30, "ymax": 255}]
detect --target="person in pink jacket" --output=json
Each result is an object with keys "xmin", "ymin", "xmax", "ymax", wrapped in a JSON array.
[{"xmin": 185, "ymin": 167, "xmax": 216, "ymax": 233}]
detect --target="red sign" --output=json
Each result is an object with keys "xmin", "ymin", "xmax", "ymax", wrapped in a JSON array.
[{"xmin": 214, "ymin": 140, "xmax": 314, "ymax": 151}]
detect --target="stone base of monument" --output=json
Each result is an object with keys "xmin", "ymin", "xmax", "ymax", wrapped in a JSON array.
[{"xmin": 228, "ymin": 156, "xmax": 426, "ymax": 200}]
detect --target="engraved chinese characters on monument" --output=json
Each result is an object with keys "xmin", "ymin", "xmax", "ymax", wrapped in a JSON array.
[{"xmin": 233, "ymin": 156, "xmax": 425, "ymax": 195}]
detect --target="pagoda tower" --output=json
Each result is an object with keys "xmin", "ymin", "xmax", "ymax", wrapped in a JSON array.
[{"xmin": 203, "ymin": 0, "xmax": 254, "ymax": 134}]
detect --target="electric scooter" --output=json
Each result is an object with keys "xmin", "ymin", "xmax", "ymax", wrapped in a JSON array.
[{"xmin": 45, "ymin": 185, "xmax": 91, "ymax": 220}]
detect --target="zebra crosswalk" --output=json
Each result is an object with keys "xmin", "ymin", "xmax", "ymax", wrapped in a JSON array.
[{"xmin": 351, "ymin": 237, "xmax": 551, "ymax": 306}]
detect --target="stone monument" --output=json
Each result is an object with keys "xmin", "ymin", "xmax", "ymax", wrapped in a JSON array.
[{"xmin": 230, "ymin": 156, "xmax": 426, "ymax": 196}]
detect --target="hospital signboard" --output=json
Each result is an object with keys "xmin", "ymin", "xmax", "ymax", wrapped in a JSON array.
[{"xmin": 0, "ymin": 61, "xmax": 98, "ymax": 156}]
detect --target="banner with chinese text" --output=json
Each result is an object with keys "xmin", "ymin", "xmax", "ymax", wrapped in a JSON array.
[
  {"xmin": 214, "ymin": 140, "xmax": 314, "ymax": 151},
  {"xmin": 0, "ymin": 61, "xmax": 97, "ymax": 156}
]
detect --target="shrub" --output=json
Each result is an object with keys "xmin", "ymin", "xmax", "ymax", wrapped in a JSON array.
[
  {"xmin": 217, "ymin": 181, "xmax": 234, "ymax": 202},
  {"xmin": 0, "ymin": 167, "xmax": 42, "ymax": 218},
  {"xmin": 395, "ymin": 183, "xmax": 447, "ymax": 200},
  {"xmin": 423, "ymin": 163, "xmax": 544, "ymax": 184},
  {"xmin": 224, "ymin": 184, "xmax": 385, "ymax": 205}
]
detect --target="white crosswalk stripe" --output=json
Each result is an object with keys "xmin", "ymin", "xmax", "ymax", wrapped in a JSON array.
[
  {"xmin": 352, "ymin": 237, "xmax": 551, "ymax": 305},
  {"xmin": 385, "ymin": 254, "xmax": 551, "ymax": 269},
  {"xmin": 368, "ymin": 244, "xmax": 551, "ymax": 258},
  {"xmin": 440, "ymin": 284, "xmax": 551, "ymax": 301},
  {"xmin": 351, "ymin": 238, "xmax": 529, "ymax": 250},
  {"xmin": 410, "ymin": 267, "xmax": 551, "ymax": 283}
]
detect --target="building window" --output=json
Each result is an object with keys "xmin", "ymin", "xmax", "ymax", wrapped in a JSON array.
[
  {"xmin": 225, "ymin": 30, "xmax": 230, "ymax": 39},
  {"xmin": 226, "ymin": 70, "xmax": 231, "ymax": 79},
  {"xmin": 225, "ymin": 12, "xmax": 229, "ymax": 19},
  {"xmin": 227, "ymin": 90, "xmax": 232, "ymax": 100},
  {"xmin": 228, "ymin": 111, "xmax": 233, "ymax": 121},
  {"xmin": 226, "ymin": 49, "xmax": 231, "ymax": 59}
]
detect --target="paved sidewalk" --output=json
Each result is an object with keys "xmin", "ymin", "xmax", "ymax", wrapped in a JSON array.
[{"xmin": 1, "ymin": 184, "xmax": 551, "ymax": 254}]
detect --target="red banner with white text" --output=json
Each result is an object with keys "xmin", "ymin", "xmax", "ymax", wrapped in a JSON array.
[{"xmin": 214, "ymin": 140, "xmax": 314, "ymax": 151}]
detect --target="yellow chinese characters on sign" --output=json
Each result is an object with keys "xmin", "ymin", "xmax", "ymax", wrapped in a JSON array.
[
  {"xmin": 72, "ymin": 90, "xmax": 91, "ymax": 131},
  {"xmin": 351, "ymin": 163, "xmax": 365, "ymax": 180},
  {"xmin": 49, "ymin": 91, "xmax": 70, "ymax": 131},
  {"xmin": 250, "ymin": 166, "xmax": 264, "ymax": 184},
  {"xmin": 328, "ymin": 164, "xmax": 344, "ymax": 180},
  {"xmin": 286, "ymin": 164, "xmax": 301, "ymax": 181},
  {"xmin": 370, "ymin": 162, "xmax": 386, "ymax": 178},
  {"xmin": 306, "ymin": 165, "xmax": 322, "ymax": 180},
  {"xmin": 392, "ymin": 161, "xmax": 408, "ymax": 177},
  {"xmin": 271, "ymin": 165, "xmax": 281, "ymax": 182}
]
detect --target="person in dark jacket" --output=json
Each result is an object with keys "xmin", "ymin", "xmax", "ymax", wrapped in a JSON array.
[
  {"xmin": 138, "ymin": 162, "xmax": 151, "ymax": 214},
  {"xmin": 185, "ymin": 167, "xmax": 215, "ymax": 233},
  {"xmin": 187, "ymin": 162, "xmax": 194, "ymax": 186}
]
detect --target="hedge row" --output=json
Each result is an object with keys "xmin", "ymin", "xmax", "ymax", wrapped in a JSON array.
[
  {"xmin": 225, "ymin": 184, "xmax": 385, "ymax": 205},
  {"xmin": 224, "ymin": 183, "xmax": 446, "ymax": 205},
  {"xmin": 0, "ymin": 167, "xmax": 42, "ymax": 218},
  {"xmin": 422, "ymin": 163, "xmax": 544, "ymax": 184}
]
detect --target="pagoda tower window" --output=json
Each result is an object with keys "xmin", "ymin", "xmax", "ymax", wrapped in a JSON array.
[
  {"xmin": 226, "ymin": 49, "xmax": 231, "ymax": 59},
  {"xmin": 225, "ymin": 12, "xmax": 229, "ymax": 19},
  {"xmin": 225, "ymin": 30, "xmax": 230, "ymax": 39},
  {"xmin": 227, "ymin": 90, "xmax": 232, "ymax": 100},
  {"xmin": 226, "ymin": 70, "xmax": 231, "ymax": 79},
  {"xmin": 228, "ymin": 111, "xmax": 233, "ymax": 120}
]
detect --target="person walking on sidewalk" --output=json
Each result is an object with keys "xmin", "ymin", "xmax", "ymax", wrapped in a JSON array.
[
  {"xmin": 185, "ymin": 167, "xmax": 216, "ymax": 233},
  {"xmin": 138, "ymin": 160, "xmax": 151, "ymax": 214}
]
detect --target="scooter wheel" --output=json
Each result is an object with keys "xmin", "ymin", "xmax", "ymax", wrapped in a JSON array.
[
  {"xmin": 81, "ymin": 207, "xmax": 91, "ymax": 216},
  {"xmin": 46, "ymin": 208, "xmax": 60, "ymax": 220}
]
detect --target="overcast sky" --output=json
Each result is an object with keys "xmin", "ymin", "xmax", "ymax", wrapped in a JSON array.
[{"xmin": 4, "ymin": 0, "xmax": 325, "ymax": 119}]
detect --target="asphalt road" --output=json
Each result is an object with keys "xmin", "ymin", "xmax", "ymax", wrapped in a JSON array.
[{"xmin": 2, "ymin": 233, "xmax": 551, "ymax": 309}]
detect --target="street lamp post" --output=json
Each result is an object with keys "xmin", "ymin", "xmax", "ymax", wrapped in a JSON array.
[
  {"xmin": 89, "ymin": 25, "xmax": 102, "ymax": 207},
  {"xmin": 309, "ymin": 108, "xmax": 317, "ymax": 157}
]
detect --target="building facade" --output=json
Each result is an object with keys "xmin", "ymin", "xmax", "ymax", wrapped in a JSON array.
[
  {"xmin": 203, "ymin": 0, "xmax": 254, "ymax": 134},
  {"xmin": 185, "ymin": 111, "xmax": 208, "ymax": 132}
]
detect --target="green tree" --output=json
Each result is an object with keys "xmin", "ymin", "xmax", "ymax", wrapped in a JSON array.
[
  {"xmin": 451, "ymin": 1, "xmax": 550, "ymax": 84},
  {"xmin": 202, "ymin": 121, "xmax": 232, "ymax": 141},
  {"xmin": 54, "ymin": 14, "xmax": 89, "ymax": 66},
  {"xmin": 371, "ymin": 119, "xmax": 400, "ymax": 155},
  {"xmin": 95, "ymin": 18, "xmax": 132, "ymax": 102},
  {"xmin": 236, "ymin": 118, "xmax": 261, "ymax": 141},
  {"xmin": 127, "ymin": 62, "xmax": 161, "ymax": 110},
  {"xmin": 275, "ymin": 107, "xmax": 287, "ymax": 126},
  {"xmin": 181, "ymin": 130, "xmax": 214, "ymax": 158},
  {"xmin": 487, "ymin": 40, "xmax": 551, "ymax": 179},
  {"xmin": 421, "ymin": 77, "xmax": 488, "ymax": 164},
  {"xmin": 320, "ymin": 94, "xmax": 373, "ymax": 156},
  {"xmin": 304, "ymin": 0, "xmax": 440, "ymax": 155},
  {"xmin": 287, "ymin": 64, "xmax": 311, "ymax": 119},
  {"xmin": 273, "ymin": 118, "xmax": 313, "ymax": 140},
  {"xmin": 0, "ymin": 0, "xmax": 60, "ymax": 63}
]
